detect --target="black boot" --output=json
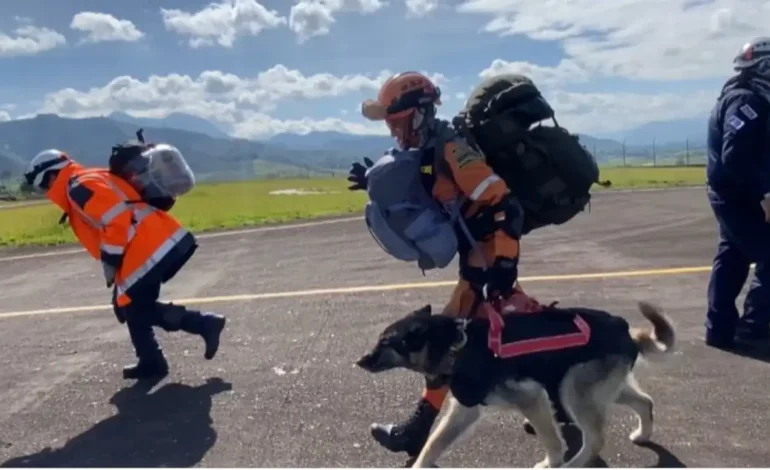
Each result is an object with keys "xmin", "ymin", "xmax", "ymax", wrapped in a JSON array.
[
  {"xmin": 370, "ymin": 398, "xmax": 440, "ymax": 457},
  {"xmin": 201, "ymin": 313, "xmax": 226, "ymax": 360},
  {"xmin": 123, "ymin": 356, "xmax": 169, "ymax": 380},
  {"xmin": 735, "ymin": 322, "xmax": 770, "ymax": 342},
  {"xmin": 179, "ymin": 310, "xmax": 227, "ymax": 360},
  {"xmin": 124, "ymin": 313, "xmax": 169, "ymax": 380}
]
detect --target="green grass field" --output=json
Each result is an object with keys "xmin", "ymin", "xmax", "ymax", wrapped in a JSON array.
[{"xmin": 0, "ymin": 166, "xmax": 706, "ymax": 248}]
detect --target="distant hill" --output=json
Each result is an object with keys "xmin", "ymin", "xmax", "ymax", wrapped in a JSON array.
[
  {"xmin": 600, "ymin": 117, "xmax": 708, "ymax": 146},
  {"xmin": 0, "ymin": 114, "xmax": 341, "ymax": 181},
  {"xmin": 108, "ymin": 111, "xmax": 232, "ymax": 140},
  {"xmin": 0, "ymin": 146, "xmax": 26, "ymax": 176},
  {"xmin": 0, "ymin": 113, "xmax": 708, "ymax": 184},
  {"xmin": 269, "ymin": 131, "xmax": 394, "ymax": 157},
  {"xmin": 268, "ymin": 127, "xmax": 706, "ymax": 164}
]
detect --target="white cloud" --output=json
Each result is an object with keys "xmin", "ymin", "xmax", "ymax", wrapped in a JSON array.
[
  {"xmin": 464, "ymin": 1, "xmax": 763, "ymax": 133},
  {"xmin": 289, "ymin": 0, "xmax": 386, "ymax": 43},
  {"xmin": 0, "ymin": 111, "xmax": 10, "ymax": 122},
  {"xmin": 544, "ymin": 89, "xmax": 716, "ymax": 135},
  {"xmin": 0, "ymin": 24, "xmax": 66, "ymax": 58},
  {"xmin": 161, "ymin": 0, "xmax": 287, "ymax": 48},
  {"xmin": 457, "ymin": 0, "xmax": 770, "ymax": 82},
  {"xmin": 406, "ymin": 0, "xmax": 439, "ymax": 17},
  {"xmin": 35, "ymin": 65, "xmax": 449, "ymax": 138},
  {"xmin": 289, "ymin": 1, "xmax": 337, "ymax": 43},
  {"xmin": 475, "ymin": 57, "xmax": 718, "ymax": 133},
  {"xmin": 70, "ymin": 12, "xmax": 144, "ymax": 43},
  {"xmin": 479, "ymin": 58, "xmax": 589, "ymax": 86}
]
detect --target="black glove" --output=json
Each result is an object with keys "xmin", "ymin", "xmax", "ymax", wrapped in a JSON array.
[
  {"xmin": 102, "ymin": 261, "xmax": 118, "ymax": 288},
  {"xmin": 484, "ymin": 256, "xmax": 519, "ymax": 300},
  {"xmin": 347, "ymin": 157, "xmax": 374, "ymax": 191},
  {"xmin": 111, "ymin": 286, "xmax": 126, "ymax": 324}
]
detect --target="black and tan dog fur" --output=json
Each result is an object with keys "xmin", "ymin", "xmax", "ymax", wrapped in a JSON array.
[{"xmin": 356, "ymin": 301, "xmax": 676, "ymax": 468}]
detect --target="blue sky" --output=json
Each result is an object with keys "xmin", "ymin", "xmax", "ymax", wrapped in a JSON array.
[{"xmin": 0, "ymin": 0, "xmax": 763, "ymax": 139}]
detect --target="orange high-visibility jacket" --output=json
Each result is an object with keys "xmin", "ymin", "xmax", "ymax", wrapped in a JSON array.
[
  {"xmin": 432, "ymin": 136, "xmax": 520, "ymax": 271},
  {"xmin": 46, "ymin": 162, "xmax": 190, "ymax": 307}
]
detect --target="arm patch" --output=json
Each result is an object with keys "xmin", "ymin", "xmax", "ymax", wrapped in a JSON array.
[
  {"xmin": 453, "ymin": 143, "xmax": 484, "ymax": 169},
  {"xmin": 68, "ymin": 184, "xmax": 94, "ymax": 209},
  {"xmin": 740, "ymin": 103, "xmax": 758, "ymax": 120}
]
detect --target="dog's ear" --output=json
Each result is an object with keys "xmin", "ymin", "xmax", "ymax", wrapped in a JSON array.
[
  {"xmin": 412, "ymin": 304, "xmax": 432, "ymax": 318},
  {"xmin": 404, "ymin": 320, "xmax": 430, "ymax": 351}
]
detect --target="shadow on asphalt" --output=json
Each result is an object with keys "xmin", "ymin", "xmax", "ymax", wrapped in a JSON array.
[
  {"xmin": 562, "ymin": 425, "xmax": 687, "ymax": 468},
  {"xmin": 401, "ymin": 424, "xmax": 687, "ymax": 468},
  {"xmin": 637, "ymin": 441, "xmax": 688, "ymax": 468},
  {"xmin": 1, "ymin": 377, "xmax": 232, "ymax": 467}
]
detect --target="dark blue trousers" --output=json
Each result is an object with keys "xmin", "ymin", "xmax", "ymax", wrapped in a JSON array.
[
  {"xmin": 707, "ymin": 188, "xmax": 770, "ymax": 340},
  {"xmin": 113, "ymin": 279, "xmax": 212, "ymax": 364}
]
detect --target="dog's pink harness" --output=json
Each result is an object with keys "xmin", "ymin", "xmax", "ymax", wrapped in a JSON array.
[{"xmin": 484, "ymin": 293, "xmax": 591, "ymax": 359}]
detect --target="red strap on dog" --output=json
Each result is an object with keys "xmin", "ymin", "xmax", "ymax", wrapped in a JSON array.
[{"xmin": 485, "ymin": 295, "xmax": 591, "ymax": 359}]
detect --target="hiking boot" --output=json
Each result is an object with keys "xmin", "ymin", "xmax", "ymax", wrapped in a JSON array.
[
  {"xmin": 201, "ymin": 313, "xmax": 226, "ymax": 360},
  {"xmin": 370, "ymin": 398, "xmax": 439, "ymax": 457},
  {"xmin": 178, "ymin": 309, "xmax": 227, "ymax": 360},
  {"xmin": 735, "ymin": 324, "xmax": 770, "ymax": 343},
  {"xmin": 122, "ymin": 357, "xmax": 169, "ymax": 380}
]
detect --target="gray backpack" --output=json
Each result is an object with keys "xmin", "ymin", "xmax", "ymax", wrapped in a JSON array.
[{"xmin": 364, "ymin": 148, "xmax": 461, "ymax": 271}]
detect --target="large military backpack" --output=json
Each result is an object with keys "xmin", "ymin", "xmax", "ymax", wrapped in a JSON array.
[
  {"xmin": 450, "ymin": 74, "xmax": 610, "ymax": 234},
  {"xmin": 108, "ymin": 128, "xmax": 196, "ymax": 210}
]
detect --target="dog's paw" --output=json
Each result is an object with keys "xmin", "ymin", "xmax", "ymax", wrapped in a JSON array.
[
  {"xmin": 534, "ymin": 457, "xmax": 562, "ymax": 468},
  {"xmin": 629, "ymin": 427, "xmax": 651, "ymax": 444}
]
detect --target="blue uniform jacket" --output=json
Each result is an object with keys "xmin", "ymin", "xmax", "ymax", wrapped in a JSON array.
[{"xmin": 707, "ymin": 77, "xmax": 770, "ymax": 203}]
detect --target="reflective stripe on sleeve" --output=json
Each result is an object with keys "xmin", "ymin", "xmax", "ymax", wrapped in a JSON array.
[{"xmin": 470, "ymin": 174, "xmax": 501, "ymax": 201}]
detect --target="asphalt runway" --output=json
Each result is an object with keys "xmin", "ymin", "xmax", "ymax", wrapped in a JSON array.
[{"xmin": 1, "ymin": 187, "xmax": 769, "ymax": 468}]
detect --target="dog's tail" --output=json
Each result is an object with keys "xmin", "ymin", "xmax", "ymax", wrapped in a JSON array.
[{"xmin": 630, "ymin": 301, "xmax": 676, "ymax": 360}]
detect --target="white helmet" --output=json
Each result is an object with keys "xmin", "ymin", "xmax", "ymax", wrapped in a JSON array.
[
  {"xmin": 23, "ymin": 149, "xmax": 72, "ymax": 191},
  {"xmin": 733, "ymin": 37, "xmax": 770, "ymax": 74}
]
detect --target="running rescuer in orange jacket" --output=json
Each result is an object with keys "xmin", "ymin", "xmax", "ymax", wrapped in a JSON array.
[
  {"xmin": 23, "ymin": 148, "xmax": 226, "ymax": 380},
  {"xmin": 348, "ymin": 71, "xmax": 535, "ymax": 458}
]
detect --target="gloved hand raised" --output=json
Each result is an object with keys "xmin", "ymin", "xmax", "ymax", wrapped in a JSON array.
[
  {"xmin": 483, "ymin": 257, "xmax": 518, "ymax": 300},
  {"xmin": 347, "ymin": 157, "xmax": 374, "ymax": 191}
]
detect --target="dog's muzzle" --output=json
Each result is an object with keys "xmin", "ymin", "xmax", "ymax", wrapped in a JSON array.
[{"xmin": 356, "ymin": 351, "xmax": 392, "ymax": 373}]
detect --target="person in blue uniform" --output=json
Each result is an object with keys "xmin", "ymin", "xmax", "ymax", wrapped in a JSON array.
[{"xmin": 706, "ymin": 37, "xmax": 770, "ymax": 348}]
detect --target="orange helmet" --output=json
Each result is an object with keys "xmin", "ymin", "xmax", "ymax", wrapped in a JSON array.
[{"xmin": 362, "ymin": 71, "xmax": 442, "ymax": 149}]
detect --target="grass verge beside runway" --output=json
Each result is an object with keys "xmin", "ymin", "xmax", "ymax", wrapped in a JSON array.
[
  {"xmin": 0, "ymin": 166, "xmax": 705, "ymax": 247},
  {"xmin": 599, "ymin": 165, "xmax": 705, "ymax": 188}
]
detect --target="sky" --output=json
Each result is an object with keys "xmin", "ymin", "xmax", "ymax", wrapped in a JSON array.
[{"xmin": 0, "ymin": 0, "xmax": 765, "ymax": 140}]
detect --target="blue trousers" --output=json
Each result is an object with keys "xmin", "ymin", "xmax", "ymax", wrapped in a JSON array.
[{"xmin": 707, "ymin": 190, "xmax": 770, "ymax": 338}]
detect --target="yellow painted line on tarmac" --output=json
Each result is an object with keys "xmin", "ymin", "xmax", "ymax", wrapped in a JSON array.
[{"xmin": 0, "ymin": 264, "xmax": 718, "ymax": 320}]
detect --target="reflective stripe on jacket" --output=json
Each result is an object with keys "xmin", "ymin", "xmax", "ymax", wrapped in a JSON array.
[{"xmin": 46, "ymin": 164, "xmax": 191, "ymax": 307}]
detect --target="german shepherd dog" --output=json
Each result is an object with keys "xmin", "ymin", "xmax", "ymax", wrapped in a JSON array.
[{"xmin": 356, "ymin": 301, "xmax": 676, "ymax": 468}]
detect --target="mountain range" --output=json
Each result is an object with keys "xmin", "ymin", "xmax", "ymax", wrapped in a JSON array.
[{"xmin": 0, "ymin": 112, "xmax": 708, "ymax": 182}]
